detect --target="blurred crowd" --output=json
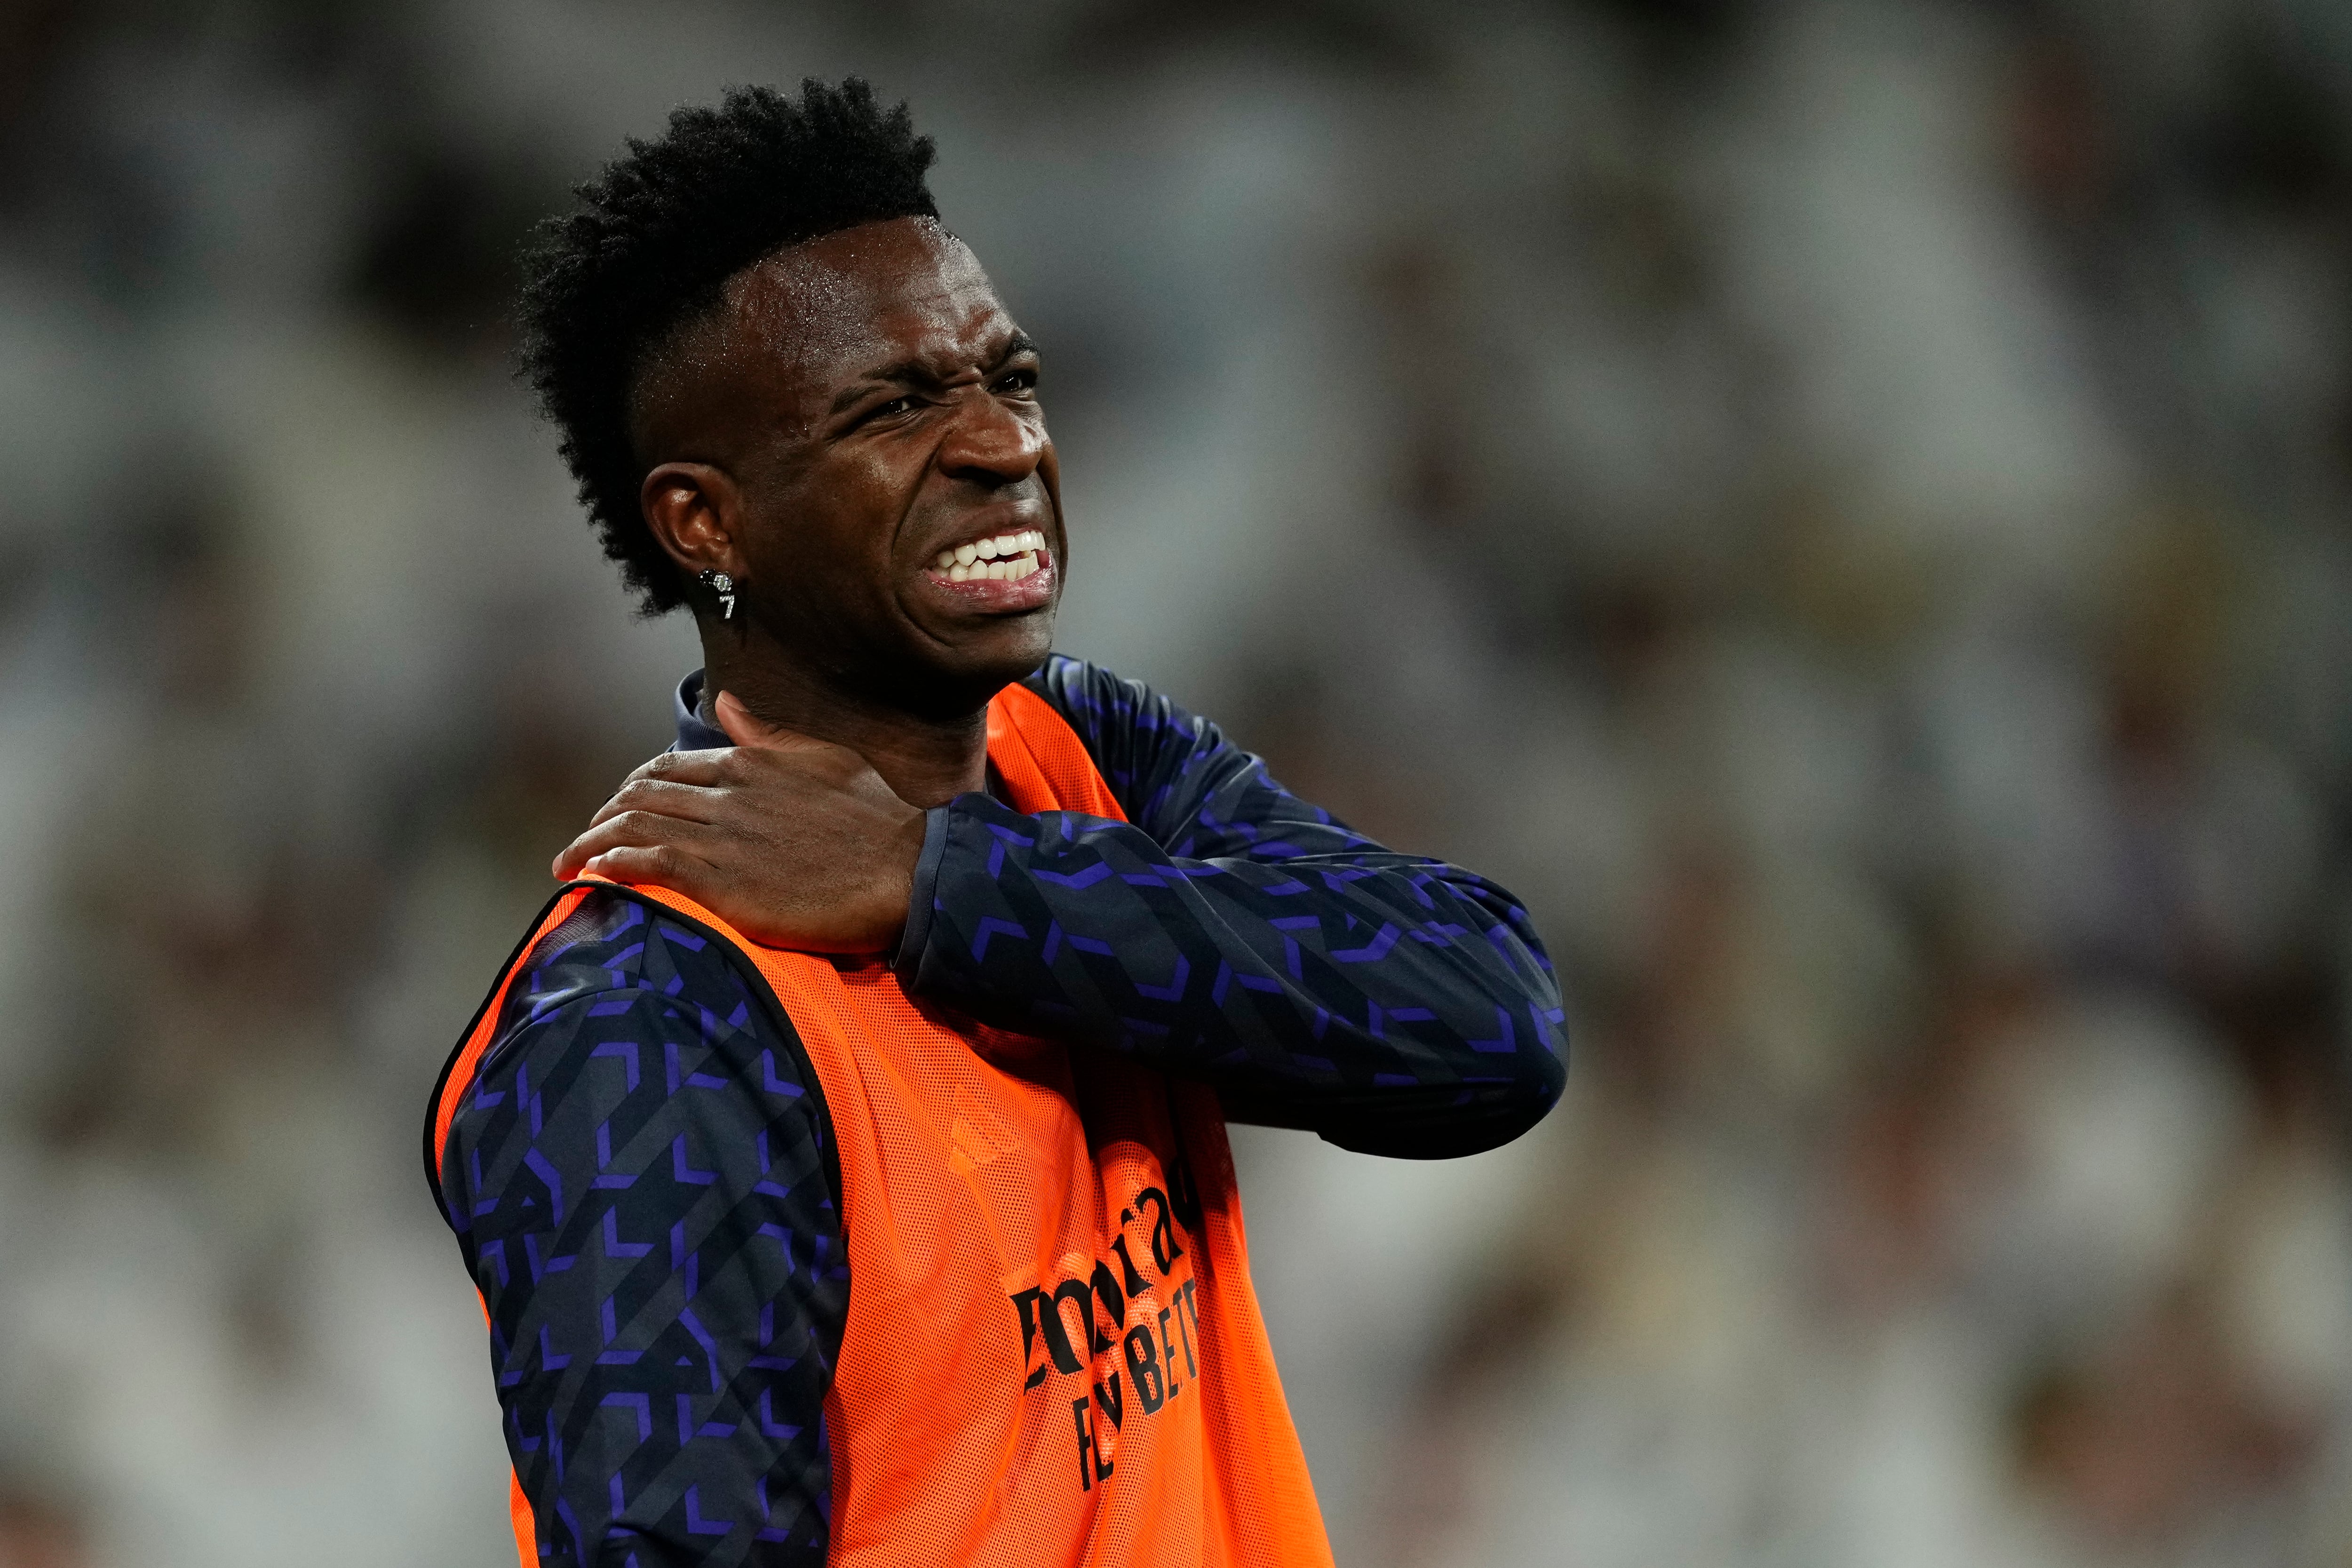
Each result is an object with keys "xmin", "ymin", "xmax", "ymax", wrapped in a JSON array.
[{"xmin": 0, "ymin": 2, "xmax": 2347, "ymax": 1565}]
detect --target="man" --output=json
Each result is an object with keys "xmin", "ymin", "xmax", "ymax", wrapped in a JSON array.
[{"xmin": 427, "ymin": 80, "xmax": 1565, "ymax": 1567}]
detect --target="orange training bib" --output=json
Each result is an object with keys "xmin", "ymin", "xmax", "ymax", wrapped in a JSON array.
[{"xmin": 435, "ymin": 681, "xmax": 1333, "ymax": 1567}]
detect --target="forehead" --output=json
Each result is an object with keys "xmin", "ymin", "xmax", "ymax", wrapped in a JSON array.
[{"xmin": 727, "ymin": 216, "xmax": 1006, "ymax": 389}]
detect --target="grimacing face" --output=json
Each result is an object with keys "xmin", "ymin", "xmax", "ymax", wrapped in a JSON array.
[{"xmin": 633, "ymin": 216, "xmax": 1063, "ymax": 718}]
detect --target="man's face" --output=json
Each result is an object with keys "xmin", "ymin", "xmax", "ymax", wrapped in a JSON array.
[{"xmin": 637, "ymin": 216, "xmax": 1061, "ymax": 716}]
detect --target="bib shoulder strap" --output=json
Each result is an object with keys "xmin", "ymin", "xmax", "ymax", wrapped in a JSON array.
[
  {"xmin": 421, "ymin": 877, "xmax": 839, "ymax": 1216},
  {"xmin": 987, "ymin": 678, "xmax": 1129, "ymax": 823}
]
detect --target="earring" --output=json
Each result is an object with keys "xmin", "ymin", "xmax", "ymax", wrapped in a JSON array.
[{"xmin": 697, "ymin": 568, "xmax": 736, "ymax": 621}]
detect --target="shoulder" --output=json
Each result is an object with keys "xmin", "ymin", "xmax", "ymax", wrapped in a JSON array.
[
  {"xmin": 1025, "ymin": 653, "xmax": 1195, "ymax": 733},
  {"xmin": 1020, "ymin": 652, "xmax": 1135, "ymax": 729},
  {"xmin": 494, "ymin": 885, "xmax": 762, "ymax": 1036},
  {"xmin": 437, "ymin": 886, "xmax": 825, "ymax": 1186},
  {"xmin": 472, "ymin": 890, "xmax": 781, "ymax": 1083},
  {"xmin": 1022, "ymin": 652, "xmax": 1201, "ymax": 734},
  {"xmin": 1019, "ymin": 655, "xmax": 1244, "ymax": 803},
  {"xmin": 1015, "ymin": 659, "xmax": 1375, "ymax": 858}
]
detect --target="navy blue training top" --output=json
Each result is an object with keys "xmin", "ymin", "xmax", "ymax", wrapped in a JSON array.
[{"xmin": 434, "ymin": 654, "xmax": 1566, "ymax": 1566}]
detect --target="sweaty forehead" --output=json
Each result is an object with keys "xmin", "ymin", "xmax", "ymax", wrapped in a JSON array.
[{"xmin": 730, "ymin": 218, "xmax": 1002, "ymax": 390}]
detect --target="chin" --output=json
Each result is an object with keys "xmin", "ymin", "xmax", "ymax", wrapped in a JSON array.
[
  {"xmin": 884, "ymin": 617, "xmax": 1057, "ymax": 719},
  {"xmin": 959, "ymin": 617, "xmax": 1057, "ymax": 691}
]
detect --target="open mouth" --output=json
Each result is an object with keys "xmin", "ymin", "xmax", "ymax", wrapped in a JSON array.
[{"xmin": 928, "ymin": 528, "xmax": 1049, "ymax": 584}]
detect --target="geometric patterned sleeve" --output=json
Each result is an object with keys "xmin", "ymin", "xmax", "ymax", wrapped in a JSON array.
[
  {"xmin": 893, "ymin": 653, "xmax": 1568, "ymax": 1160},
  {"xmin": 437, "ymin": 887, "xmax": 843, "ymax": 1567}
]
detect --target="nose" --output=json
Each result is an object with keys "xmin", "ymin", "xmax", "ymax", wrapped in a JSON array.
[{"xmin": 936, "ymin": 387, "xmax": 1045, "ymax": 489}]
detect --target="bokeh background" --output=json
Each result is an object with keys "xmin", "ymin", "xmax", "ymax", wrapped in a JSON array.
[{"xmin": 1, "ymin": 1, "xmax": 2348, "ymax": 1564}]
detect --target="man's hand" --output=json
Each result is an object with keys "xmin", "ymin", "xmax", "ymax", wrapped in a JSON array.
[{"xmin": 552, "ymin": 691, "xmax": 928, "ymax": 954}]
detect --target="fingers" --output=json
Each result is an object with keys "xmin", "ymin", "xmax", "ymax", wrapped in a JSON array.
[
  {"xmin": 553, "ymin": 810, "xmax": 719, "ymax": 881},
  {"xmin": 570, "ymin": 843, "xmax": 726, "ymax": 905},
  {"xmin": 588, "ymin": 774, "xmax": 731, "ymax": 831},
  {"xmin": 627, "ymin": 747, "xmax": 735, "ymax": 788}
]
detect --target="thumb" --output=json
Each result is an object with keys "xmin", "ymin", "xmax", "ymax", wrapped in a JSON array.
[{"xmin": 714, "ymin": 689, "xmax": 818, "ymax": 752}]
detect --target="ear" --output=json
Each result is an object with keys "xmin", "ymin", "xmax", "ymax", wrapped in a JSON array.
[{"xmin": 641, "ymin": 462, "xmax": 748, "ymax": 582}]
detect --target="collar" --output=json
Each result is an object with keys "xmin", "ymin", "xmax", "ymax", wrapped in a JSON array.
[{"xmin": 672, "ymin": 669, "xmax": 730, "ymax": 752}]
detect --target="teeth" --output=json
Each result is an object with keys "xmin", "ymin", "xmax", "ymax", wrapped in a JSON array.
[{"xmin": 935, "ymin": 533, "xmax": 1050, "ymax": 581}]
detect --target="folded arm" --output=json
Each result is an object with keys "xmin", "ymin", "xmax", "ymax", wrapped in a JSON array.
[{"xmin": 894, "ymin": 657, "xmax": 1567, "ymax": 1158}]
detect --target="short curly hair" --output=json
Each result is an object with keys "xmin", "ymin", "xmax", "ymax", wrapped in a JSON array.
[{"xmin": 516, "ymin": 80, "xmax": 939, "ymax": 613}]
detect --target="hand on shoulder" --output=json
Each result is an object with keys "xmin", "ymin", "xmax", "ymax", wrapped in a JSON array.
[{"xmin": 552, "ymin": 691, "xmax": 926, "ymax": 954}]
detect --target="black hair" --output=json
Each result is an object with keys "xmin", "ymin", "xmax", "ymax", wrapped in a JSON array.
[{"xmin": 516, "ymin": 79, "xmax": 939, "ymax": 613}]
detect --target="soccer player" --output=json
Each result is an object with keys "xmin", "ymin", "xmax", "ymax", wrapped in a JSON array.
[{"xmin": 426, "ymin": 80, "xmax": 1565, "ymax": 1567}]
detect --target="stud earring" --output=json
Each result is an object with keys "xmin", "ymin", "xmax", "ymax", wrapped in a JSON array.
[{"xmin": 697, "ymin": 568, "xmax": 736, "ymax": 621}]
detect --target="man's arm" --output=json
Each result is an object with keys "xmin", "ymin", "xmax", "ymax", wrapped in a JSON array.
[
  {"xmin": 442, "ymin": 889, "xmax": 842, "ymax": 1566},
  {"xmin": 894, "ymin": 656, "xmax": 1565, "ymax": 1159}
]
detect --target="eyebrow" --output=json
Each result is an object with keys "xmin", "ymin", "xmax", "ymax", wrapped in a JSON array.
[{"xmin": 827, "ymin": 330, "xmax": 1042, "ymax": 417}]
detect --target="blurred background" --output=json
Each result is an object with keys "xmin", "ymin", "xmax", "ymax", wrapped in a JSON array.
[{"xmin": 0, "ymin": 0, "xmax": 2348, "ymax": 1563}]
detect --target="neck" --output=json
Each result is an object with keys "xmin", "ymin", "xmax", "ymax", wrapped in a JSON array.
[{"xmin": 699, "ymin": 630, "xmax": 990, "ymax": 809}]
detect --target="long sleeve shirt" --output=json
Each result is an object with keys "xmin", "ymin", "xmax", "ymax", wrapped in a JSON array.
[{"xmin": 435, "ymin": 654, "xmax": 1566, "ymax": 1566}]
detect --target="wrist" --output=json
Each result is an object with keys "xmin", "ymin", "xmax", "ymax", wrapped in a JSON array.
[{"xmin": 890, "ymin": 805, "xmax": 954, "ymax": 975}]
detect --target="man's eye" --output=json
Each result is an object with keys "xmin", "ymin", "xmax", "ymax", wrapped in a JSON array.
[
  {"xmin": 995, "ymin": 368, "xmax": 1038, "ymax": 394},
  {"xmin": 872, "ymin": 396, "xmax": 918, "ymax": 419}
]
